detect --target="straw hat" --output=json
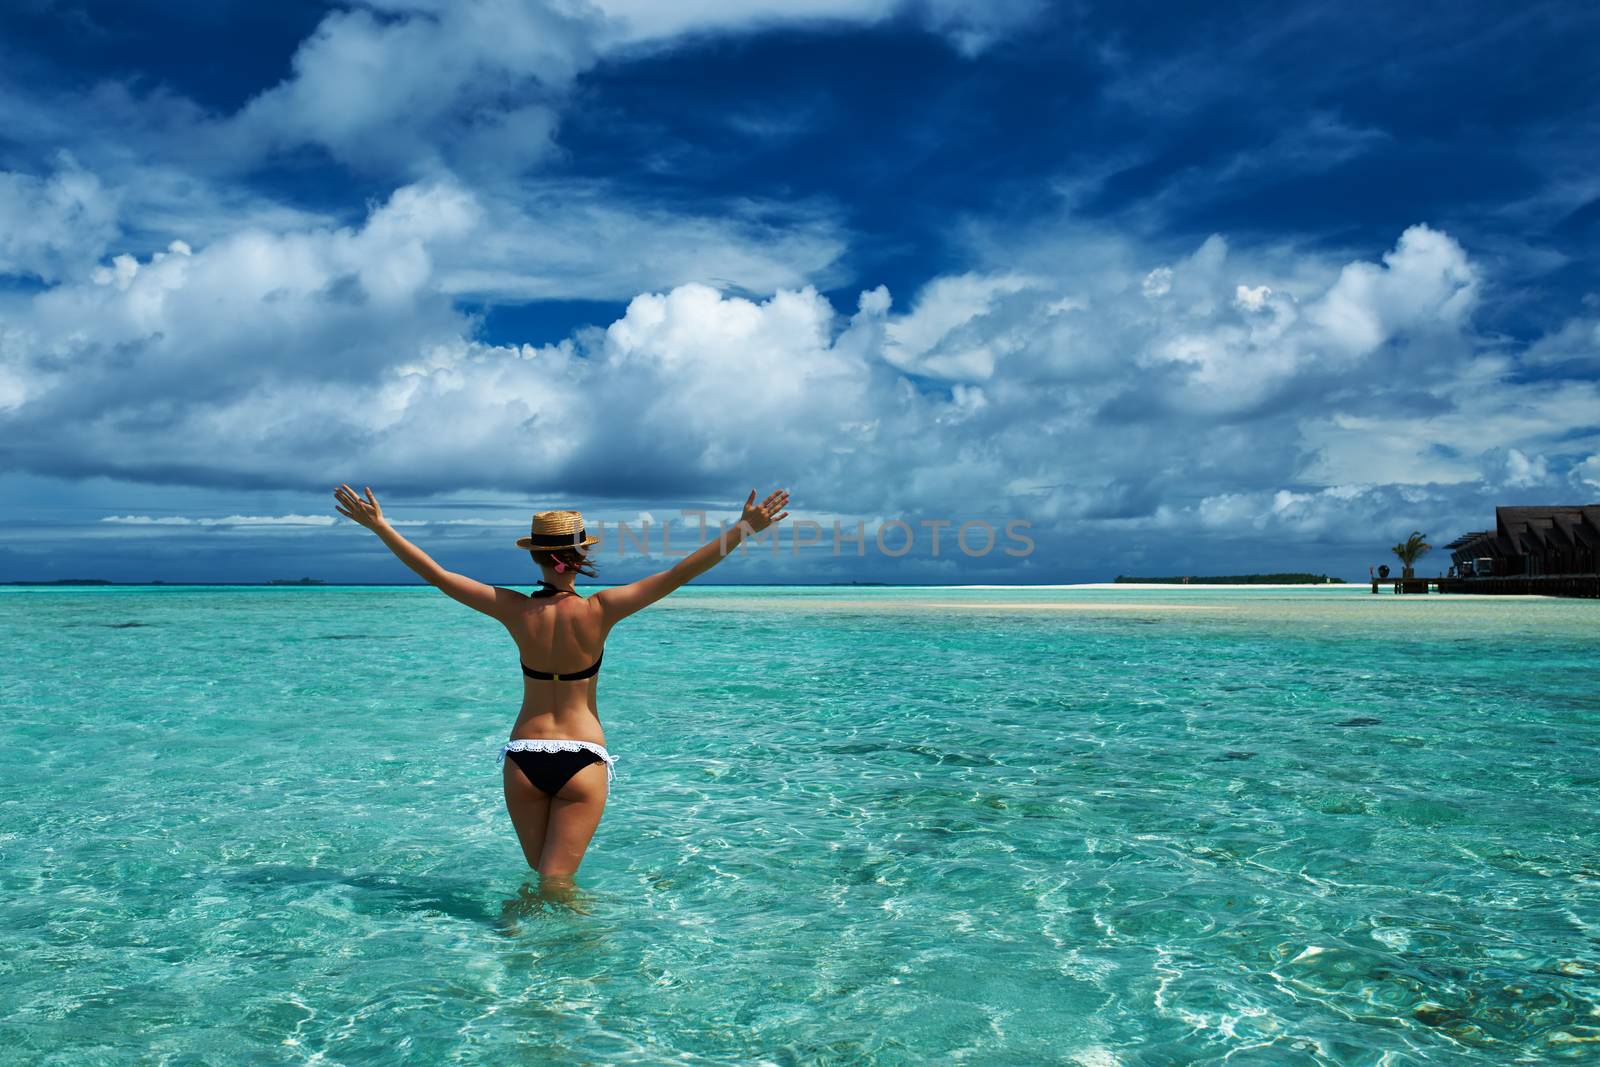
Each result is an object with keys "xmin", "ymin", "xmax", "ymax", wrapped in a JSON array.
[{"xmin": 515, "ymin": 510, "xmax": 600, "ymax": 550}]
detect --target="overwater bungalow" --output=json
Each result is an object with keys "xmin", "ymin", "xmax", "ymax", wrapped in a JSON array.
[{"xmin": 1442, "ymin": 504, "xmax": 1600, "ymax": 597}]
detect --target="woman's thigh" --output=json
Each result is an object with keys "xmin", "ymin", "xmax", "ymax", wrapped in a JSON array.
[
  {"xmin": 502, "ymin": 760, "xmax": 551, "ymax": 869},
  {"xmin": 540, "ymin": 761, "xmax": 609, "ymax": 877}
]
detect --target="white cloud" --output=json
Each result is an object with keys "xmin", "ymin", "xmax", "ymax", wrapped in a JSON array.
[
  {"xmin": 1572, "ymin": 455, "xmax": 1600, "ymax": 492},
  {"xmin": 1306, "ymin": 223, "xmax": 1477, "ymax": 358},
  {"xmin": 1298, "ymin": 378, "xmax": 1600, "ymax": 486},
  {"xmin": 1142, "ymin": 266, "xmax": 1172, "ymax": 298},
  {"xmin": 4, "ymin": 2, "xmax": 1594, "ymax": 585},
  {"xmin": 1170, "ymin": 484, "xmax": 1479, "ymax": 548},
  {"xmin": 4, "ymin": 207, "xmax": 1597, "ymax": 561},
  {"xmin": 1503, "ymin": 448, "xmax": 1550, "ymax": 488},
  {"xmin": 222, "ymin": 0, "xmax": 1042, "ymax": 178},
  {"xmin": 880, "ymin": 272, "xmax": 1036, "ymax": 380},
  {"xmin": 591, "ymin": 282, "xmax": 886, "ymax": 483},
  {"xmin": 0, "ymin": 153, "xmax": 119, "ymax": 282},
  {"xmin": 1235, "ymin": 284, "xmax": 1271, "ymax": 311},
  {"xmin": 228, "ymin": 2, "xmax": 595, "ymax": 177},
  {"xmin": 98, "ymin": 513, "xmax": 537, "ymax": 529},
  {"xmin": 434, "ymin": 182, "xmax": 847, "ymax": 301},
  {"xmin": 590, "ymin": 0, "xmax": 902, "ymax": 41},
  {"xmin": 0, "ymin": 362, "xmax": 29, "ymax": 414},
  {"xmin": 1522, "ymin": 315, "xmax": 1600, "ymax": 372},
  {"xmin": 101, "ymin": 514, "xmax": 336, "ymax": 526},
  {"xmin": 0, "ymin": 2, "xmax": 871, "ymax": 314},
  {"xmin": 1008, "ymin": 226, "xmax": 1484, "ymax": 418},
  {"xmin": 570, "ymin": 0, "xmax": 1041, "ymax": 55}
]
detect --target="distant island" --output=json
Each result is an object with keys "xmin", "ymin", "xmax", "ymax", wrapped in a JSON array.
[
  {"xmin": 1115, "ymin": 574, "xmax": 1346, "ymax": 585},
  {"xmin": 267, "ymin": 577, "xmax": 328, "ymax": 585}
]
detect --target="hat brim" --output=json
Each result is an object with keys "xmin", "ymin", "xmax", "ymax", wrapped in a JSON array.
[{"xmin": 515, "ymin": 534, "xmax": 599, "ymax": 550}]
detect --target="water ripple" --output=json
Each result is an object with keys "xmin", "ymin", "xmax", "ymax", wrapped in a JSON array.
[{"xmin": 1, "ymin": 586, "xmax": 1596, "ymax": 1063}]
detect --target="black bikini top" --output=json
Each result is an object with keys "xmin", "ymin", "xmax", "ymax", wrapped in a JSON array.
[{"xmin": 520, "ymin": 580, "xmax": 603, "ymax": 681}]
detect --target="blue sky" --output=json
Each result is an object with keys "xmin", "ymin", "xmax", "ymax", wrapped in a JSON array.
[{"xmin": 1, "ymin": 0, "xmax": 1597, "ymax": 584}]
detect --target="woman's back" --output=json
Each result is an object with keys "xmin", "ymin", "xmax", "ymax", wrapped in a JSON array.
[{"xmin": 506, "ymin": 585, "xmax": 609, "ymax": 742}]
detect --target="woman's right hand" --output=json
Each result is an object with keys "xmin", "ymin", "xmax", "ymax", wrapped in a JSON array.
[
  {"xmin": 594, "ymin": 487, "xmax": 793, "ymax": 627},
  {"xmin": 741, "ymin": 487, "xmax": 791, "ymax": 534}
]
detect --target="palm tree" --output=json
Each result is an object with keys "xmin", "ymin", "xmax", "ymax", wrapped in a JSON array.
[{"xmin": 1391, "ymin": 530, "xmax": 1431, "ymax": 579}]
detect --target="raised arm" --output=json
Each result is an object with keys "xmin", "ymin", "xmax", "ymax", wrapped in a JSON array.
[
  {"xmin": 594, "ymin": 487, "xmax": 790, "ymax": 628},
  {"xmin": 333, "ymin": 484, "xmax": 524, "ymax": 621}
]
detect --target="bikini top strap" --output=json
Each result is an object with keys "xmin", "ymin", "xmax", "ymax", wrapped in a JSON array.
[{"xmin": 535, "ymin": 579, "xmax": 577, "ymax": 598}]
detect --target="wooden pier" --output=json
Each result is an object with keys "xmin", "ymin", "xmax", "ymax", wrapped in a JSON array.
[{"xmin": 1372, "ymin": 575, "xmax": 1600, "ymax": 597}]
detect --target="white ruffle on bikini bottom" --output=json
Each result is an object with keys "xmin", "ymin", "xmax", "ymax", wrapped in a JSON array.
[{"xmin": 498, "ymin": 738, "xmax": 617, "ymax": 784}]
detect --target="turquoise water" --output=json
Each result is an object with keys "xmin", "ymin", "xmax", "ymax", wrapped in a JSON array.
[{"xmin": 3, "ymin": 585, "xmax": 1598, "ymax": 1064}]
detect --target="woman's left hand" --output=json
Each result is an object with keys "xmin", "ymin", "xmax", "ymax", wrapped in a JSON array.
[{"xmin": 333, "ymin": 484, "xmax": 387, "ymax": 532}]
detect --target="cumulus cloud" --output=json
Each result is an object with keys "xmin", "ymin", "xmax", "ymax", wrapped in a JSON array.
[
  {"xmin": 880, "ymin": 272, "xmax": 1037, "ymax": 380},
  {"xmin": 0, "ymin": 157, "xmax": 846, "ymax": 313},
  {"xmin": 4, "ymin": 186, "xmax": 1596, "ymax": 575},
  {"xmin": 1153, "ymin": 483, "xmax": 1480, "ymax": 551},
  {"xmin": 1484, "ymin": 447, "xmax": 1551, "ymax": 489},
  {"xmin": 0, "ymin": 206, "xmax": 888, "ymax": 499},
  {"xmin": 1297, "ymin": 375, "xmax": 1600, "ymax": 486},
  {"xmin": 1306, "ymin": 223, "xmax": 1478, "ymax": 358},
  {"xmin": 230, "ymin": 1, "xmax": 596, "ymax": 178},
  {"xmin": 0, "ymin": 153, "xmax": 119, "ymax": 282},
  {"xmin": 0, "ymin": 0, "xmax": 898, "ymax": 321},
  {"xmin": 433, "ymin": 181, "xmax": 847, "ymax": 301},
  {"xmin": 1572, "ymin": 455, "xmax": 1600, "ymax": 492},
  {"xmin": 1235, "ymin": 284, "xmax": 1270, "ymax": 311},
  {"xmin": 99, "ymin": 513, "xmax": 530, "ymax": 529},
  {"xmin": 1141, "ymin": 266, "xmax": 1172, "ymax": 298},
  {"xmin": 218, "ymin": 0, "xmax": 1043, "ymax": 179},
  {"xmin": 0, "ymin": 171, "xmax": 843, "ymax": 450},
  {"xmin": 11, "ymin": 181, "xmax": 477, "ymax": 421},
  {"xmin": 101, "ymin": 514, "xmax": 337, "ymax": 526},
  {"xmin": 1061, "ymin": 224, "xmax": 1479, "ymax": 423},
  {"xmin": 940, "ymin": 225, "xmax": 1486, "ymax": 423}
]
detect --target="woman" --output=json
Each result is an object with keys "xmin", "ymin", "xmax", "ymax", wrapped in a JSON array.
[{"xmin": 331, "ymin": 484, "xmax": 791, "ymax": 888}]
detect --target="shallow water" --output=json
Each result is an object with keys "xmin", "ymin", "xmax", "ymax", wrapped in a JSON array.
[{"xmin": 2, "ymin": 585, "xmax": 1597, "ymax": 1064}]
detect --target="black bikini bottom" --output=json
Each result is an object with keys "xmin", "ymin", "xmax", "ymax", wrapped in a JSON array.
[{"xmin": 505, "ymin": 748, "xmax": 605, "ymax": 797}]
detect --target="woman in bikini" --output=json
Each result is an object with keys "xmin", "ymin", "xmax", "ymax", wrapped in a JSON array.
[{"xmin": 331, "ymin": 484, "xmax": 791, "ymax": 889}]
